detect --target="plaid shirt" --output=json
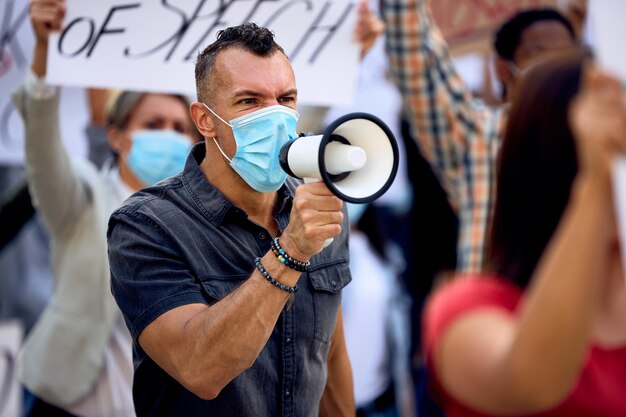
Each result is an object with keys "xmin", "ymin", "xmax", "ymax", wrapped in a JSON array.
[{"xmin": 384, "ymin": 0, "xmax": 508, "ymax": 273}]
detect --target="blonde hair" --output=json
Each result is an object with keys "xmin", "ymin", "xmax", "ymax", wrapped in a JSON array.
[{"xmin": 105, "ymin": 90, "xmax": 191, "ymax": 130}]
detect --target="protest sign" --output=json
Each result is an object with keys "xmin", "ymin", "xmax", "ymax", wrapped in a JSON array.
[
  {"xmin": 431, "ymin": 0, "xmax": 557, "ymax": 55},
  {"xmin": 0, "ymin": 321, "xmax": 23, "ymax": 417},
  {"xmin": 47, "ymin": 0, "xmax": 361, "ymax": 107},
  {"xmin": 594, "ymin": 0, "xmax": 626, "ymax": 280},
  {"xmin": 588, "ymin": 0, "xmax": 626, "ymax": 83},
  {"xmin": 0, "ymin": 0, "xmax": 34, "ymax": 165},
  {"xmin": 0, "ymin": 0, "xmax": 89, "ymax": 165}
]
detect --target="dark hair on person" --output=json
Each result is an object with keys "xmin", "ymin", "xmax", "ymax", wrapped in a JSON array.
[
  {"xmin": 194, "ymin": 23, "xmax": 286, "ymax": 104},
  {"xmin": 486, "ymin": 51, "xmax": 587, "ymax": 288},
  {"xmin": 494, "ymin": 9, "xmax": 576, "ymax": 61}
]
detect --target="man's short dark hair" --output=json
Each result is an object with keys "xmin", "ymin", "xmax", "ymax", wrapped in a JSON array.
[
  {"xmin": 195, "ymin": 23, "xmax": 286, "ymax": 104},
  {"xmin": 493, "ymin": 9, "xmax": 576, "ymax": 61}
]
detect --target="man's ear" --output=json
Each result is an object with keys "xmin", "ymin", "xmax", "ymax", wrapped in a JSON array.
[{"xmin": 190, "ymin": 102, "xmax": 216, "ymax": 139}]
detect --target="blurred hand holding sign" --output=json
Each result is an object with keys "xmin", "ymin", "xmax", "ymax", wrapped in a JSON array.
[
  {"xmin": 591, "ymin": 0, "xmax": 626, "ymax": 276},
  {"xmin": 47, "ymin": 0, "xmax": 360, "ymax": 107}
]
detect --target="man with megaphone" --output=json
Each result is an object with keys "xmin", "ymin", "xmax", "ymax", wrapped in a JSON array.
[{"xmin": 107, "ymin": 14, "xmax": 387, "ymax": 416}]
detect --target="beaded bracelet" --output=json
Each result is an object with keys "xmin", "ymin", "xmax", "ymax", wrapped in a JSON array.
[
  {"xmin": 271, "ymin": 237, "xmax": 310, "ymax": 272},
  {"xmin": 255, "ymin": 258, "xmax": 298, "ymax": 294}
]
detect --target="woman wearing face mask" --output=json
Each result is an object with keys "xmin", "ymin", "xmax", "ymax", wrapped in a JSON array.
[{"xmin": 10, "ymin": 2, "xmax": 196, "ymax": 416}]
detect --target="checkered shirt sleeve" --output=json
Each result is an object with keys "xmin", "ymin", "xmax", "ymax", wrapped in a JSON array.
[{"xmin": 384, "ymin": 0, "xmax": 507, "ymax": 273}]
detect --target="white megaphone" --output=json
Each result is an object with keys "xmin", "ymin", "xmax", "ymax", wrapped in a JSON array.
[{"xmin": 279, "ymin": 112, "xmax": 399, "ymax": 244}]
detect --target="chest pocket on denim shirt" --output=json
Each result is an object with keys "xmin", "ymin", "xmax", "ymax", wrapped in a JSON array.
[
  {"xmin": 308, "ymin": 260, "xmax": 351, "ymax": 344},
  {"xmin": 200, "ymin": 274, "xmax": 249, "ymax": 302}
]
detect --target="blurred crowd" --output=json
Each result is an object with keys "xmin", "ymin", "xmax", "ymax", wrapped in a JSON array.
[{"xmin": 4, "ymin": 0, "xmax": 626, "ymax": 416}]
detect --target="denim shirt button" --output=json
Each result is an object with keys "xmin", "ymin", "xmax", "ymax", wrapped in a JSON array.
[
  {"xmin": 286, "ymin": 337, "xmax": 292, "ymax": 343},
  {"xmin": 331, "ymin": 281, "xmax": 337, "ymax": 288},
  {"xmin": 258, "ymin": 232, "xmax": 266, "ymax": 239},
  {"xmin": 285, "ymin": 391, "xmax": 290, "ymax": 397}
]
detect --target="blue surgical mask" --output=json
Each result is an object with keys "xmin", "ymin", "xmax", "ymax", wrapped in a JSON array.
[
  {"xmin": 204, "ymin": 104, "xmax": 299, "ymax": 192},
  {"xmin": 127, "ymin": 130, "xmax": 192, "ymax": 186}
]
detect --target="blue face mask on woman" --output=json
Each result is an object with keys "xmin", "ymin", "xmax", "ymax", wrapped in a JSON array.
[
  {"xmin": 204, "ymin": 104, "xmax": 300, "ymax": 192},
  {"xmin": 127, "ymin": 130, "xmax": 192, "ymax": 186}
]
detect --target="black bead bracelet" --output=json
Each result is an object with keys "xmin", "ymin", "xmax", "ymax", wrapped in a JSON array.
[
  {"xmin": 271, "ymin": 237, "xmax": 310, "ymax": 272},
  {"xmin": 255, "ymin": 258, "xmax": 298, "ymax": 294}
]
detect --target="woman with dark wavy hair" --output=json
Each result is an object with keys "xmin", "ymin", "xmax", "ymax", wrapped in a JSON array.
[{"xmin": 422, "ymin": 50, "xmax": 626, "ymax": 417}]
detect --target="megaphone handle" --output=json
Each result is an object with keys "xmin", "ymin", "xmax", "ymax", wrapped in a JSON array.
[{"xmin": 303, "ymin": 177, "xmax": 334, "ymax": 248}]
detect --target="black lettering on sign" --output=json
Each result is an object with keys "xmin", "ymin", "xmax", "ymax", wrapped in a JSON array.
[
  {"xmin": 88, "ymin": 4, "xmax": 141, "ymax": 57},
  {"xmin": 180, "ymin": 0, "xmax": 236, "ymax": 62},
  {"xmin": 53, "ymin": 0, "xmax": 357, "ymax": 66},
  {"xmin": 125, "ymin": 0, "xmax": 231, "ymax": 62},
  {"xmin": 58, "ymin": 18, "xmax": 96, "ymax": 57},
  {"xmin": 58, "ymin": 3, "xmax": 140, "ymax": 58},
  {"xmin": 0, "ymin": 1, "xmax": 30, "ymax": 71},
  {"xmin": 274, "ymin": 1, "xmax": 354, "ymax": 63}
]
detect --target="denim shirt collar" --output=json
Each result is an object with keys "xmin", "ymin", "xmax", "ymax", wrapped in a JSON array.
[{"xmin": 182, "ymin": 143, "xmax": 295, "ymax": 228}]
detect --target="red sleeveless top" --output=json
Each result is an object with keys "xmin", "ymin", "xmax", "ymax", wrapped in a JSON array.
[{"xmin": 423, "ymin": 276, "xmax": 626, "ymax": 417}]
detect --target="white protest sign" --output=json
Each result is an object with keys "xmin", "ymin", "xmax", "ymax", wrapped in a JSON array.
[
  {"xmin": 47, "ymin": 0, "xmax": 361, "ymax": 107},
  {"xmin": 0, "ymin": 321, "xmax": 23, "ymax": 417},
  {"xmin": 588, "ymin": 0, "xmax": 626, "ymax": 82},
  {"xmin": 0, "ymin": 0, "xmax": 89, "ymax": 166}
]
